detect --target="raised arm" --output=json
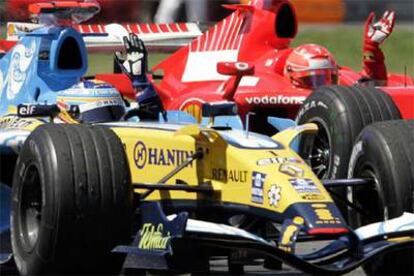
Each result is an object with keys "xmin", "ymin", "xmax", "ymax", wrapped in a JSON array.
[{"xmin": 362, "ymin": 10, "xmax": 395, "ymax": 86}]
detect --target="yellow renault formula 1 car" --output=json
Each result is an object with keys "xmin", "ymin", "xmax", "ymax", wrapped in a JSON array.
[
  {"xmin": 1, "ymin": 101, "xmax": 413, "ymax": 275},
  {"xmin": 0, "ymin": 2, "xmax": 413, "ymax": 274}
]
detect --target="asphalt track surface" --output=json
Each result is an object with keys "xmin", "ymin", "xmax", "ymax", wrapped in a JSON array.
[
  {"xmin": 1, "ymin": 242, "xmax": 366, "ymax": 275},
  {"xmin": 204, "ymin": 241, "xmax": 365, "ymax": 275},
  {"xmin": 0, "ymin": 262, "xmax": 366, "ymax": 276}
]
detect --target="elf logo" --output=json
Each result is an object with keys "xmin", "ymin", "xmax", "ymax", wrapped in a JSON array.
[{"xmin": 18, "ymin": 104, "xmax": 36, "ymax": 116}]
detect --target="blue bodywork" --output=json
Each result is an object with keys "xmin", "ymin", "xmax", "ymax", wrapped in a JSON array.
[
  {"xmin": 0, "ymin": 26, "xmax": 126, "ymax": 155},
  {"xmin": 0, "ymin": 26, "xmax": 87, "ymax": 116}
]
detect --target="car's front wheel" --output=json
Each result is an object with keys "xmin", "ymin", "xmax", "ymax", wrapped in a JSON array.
[
  {"xmin": 11, "ymin": 124, "xmax": 133, "ymax": 275},
  {"xmin": 347, "ymin": 120, "xmax": 414, "ymax": 275}
]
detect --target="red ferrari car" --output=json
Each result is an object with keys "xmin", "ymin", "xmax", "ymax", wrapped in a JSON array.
[
  {"xmin": 96, "ymin": 0, "xmax": 413, "ymax": 181},
  {"xmin": 155, "ymin": 1, "xmax": 413, "ymax": 118}
]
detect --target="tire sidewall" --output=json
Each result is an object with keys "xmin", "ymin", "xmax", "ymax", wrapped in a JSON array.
[
  {"xmin": 297, "ymin": 95, "xmax": 352, "ymax": 179},
  {"xmin": 348, "ymin": 128, "xmax": 410, "ymax": 225},
  {"xmin": 347, "ymin": 140, "xmax": 388, "ymax": 227},
  {"xmin": 11, "ymin": 133, "xmax": 61, "ymax": 275},
  {"xmin": 347, "ymin": 122, "xmax": 414, "ymax": 275}
]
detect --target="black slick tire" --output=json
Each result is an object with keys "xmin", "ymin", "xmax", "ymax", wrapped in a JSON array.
[
  {"xmin": 11, "ymin": 124, "xmax": 133, "ymax": 275},
  {"xmin": 348, "ymin": 120, "xmax": 414, "ymax": 275},
  {"xmin": 296, "ymin": 85, "xmax": 401, "ymax": 214}
]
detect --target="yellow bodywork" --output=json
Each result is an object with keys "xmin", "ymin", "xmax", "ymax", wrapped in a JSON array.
[
  {"xmin": 110, "ymin": 123, "xmax": 334, "ymax": 215},
  {"xmin": 1, "ymin": 113, "xmax": 333, "ymax": 216}
]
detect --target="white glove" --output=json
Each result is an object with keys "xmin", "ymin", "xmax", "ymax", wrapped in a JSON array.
[
  {"xmin": 115, "ymin": 33, "xmax": 146, "ymax": 77},
  {"xmin": 365, "ymin": 10, "xmax": 396, "ymax": 44}
]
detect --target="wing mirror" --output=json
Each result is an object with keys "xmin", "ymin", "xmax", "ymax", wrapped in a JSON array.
[
  {"xmin": 217, "ymin": 62, "xmax": 255, "ymax": 101},
  {"xmin": 217, "ymin": 62, "xmax": 255, "ymax": 76},
  {"xmin": 202, "ymin": 102, "xmax": 238, "ymax": 118}
]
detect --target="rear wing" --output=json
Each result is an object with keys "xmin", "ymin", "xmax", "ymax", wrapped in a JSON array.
[{"xmin": 6, "ymin": 22, "xmax": 202, "ymax": 53}]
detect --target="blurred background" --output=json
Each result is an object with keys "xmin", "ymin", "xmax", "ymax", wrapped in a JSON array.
[
  {"xmin": 0, "ymin": 0, "xmax": 413, "ymax": 76},
  {"xmin": 2, "ymin": 0, "xmax": 413, "ymax": 23}
]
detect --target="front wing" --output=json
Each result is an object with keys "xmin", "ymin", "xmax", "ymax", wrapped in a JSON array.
[{"xmin": 114, "ymin": 202, "xmax": 414, "ymax": 274}]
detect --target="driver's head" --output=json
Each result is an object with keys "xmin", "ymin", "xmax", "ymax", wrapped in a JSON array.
[
  {"xmin": 57, "ymin": 80, "xmax": 126, "ymax": 123},
  {"xmin": 285, "ymin": 44, "xmax": 338, "ymax": 89}
]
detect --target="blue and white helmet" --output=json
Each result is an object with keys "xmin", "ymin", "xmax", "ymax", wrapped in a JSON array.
[{"xmin": 57, "ymin": 79, "xmax": 126, "ymax": 123}]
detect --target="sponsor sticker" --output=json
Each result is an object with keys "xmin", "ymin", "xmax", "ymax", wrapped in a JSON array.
[
  {"xmin": 279, "ymin": 164, "xmax": 304, "ymax": 177},
  {"xmin": 212, "ymin": 168, "xmax": 248, "ymax": 183},
  {"xmin": 78, "ymin": 98, "xmax": 124, "ymax": 113},
  {"xmin": 7, "ymin": 42, "xmax": 37, "ymax": 100},
  {"xmin": 289, "ymin": 178, "xmax": 321, "ymax": 194},
  {"xmin": 301, "ymin": 194, "xmax": 325, "ymax": 201},
  {"xmin": 311, "ymin": 204, "xmax": 341, "ymax": 225},
  {"xmin": 245, "ymin": 95, "xmax": 306, "ymax": 105},
  {"xmin": 0, "ymin": 116, "xmax": 35, "ymax": 129},
  {"xmin": 278, "ymin": 216, "xmax": 304, "ymax": 253},
  {"xmin": 138, "ymin": 223, "xmax": 171, "ymax": 250},
  {"xmin": 267, "ymin": 185, "xmax": 281, "ymax": 208},
  {"xmin": 256, "ymin": 157, "xmax": 303, "ymax": 166},
  {"xmin": 133, "ymin": 140, "xmax": 194, "ymax": 170},
  {"xmin": 134, "ymin": 141, "xmax": 147, "ymax": 169},
  {"xmin": 251, "ymin": 171, "xmax": 266, "ymax": 204},
  {"xmin": 297, "ymin": 100, "xmax": 329, "ymax": 119}
]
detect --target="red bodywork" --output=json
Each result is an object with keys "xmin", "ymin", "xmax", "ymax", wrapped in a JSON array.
[
  {"xmin": 92, "ymin": 0, "xmax": 414, "ymax": 123},
  {"xmin": 0, "ymin": 40, "xmax": 16, "ymax": 53}
]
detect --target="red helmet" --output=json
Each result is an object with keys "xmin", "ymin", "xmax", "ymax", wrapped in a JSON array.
[{"xmin": 285, "ymin": 44, "xmax": 338, "ymax": 89}]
